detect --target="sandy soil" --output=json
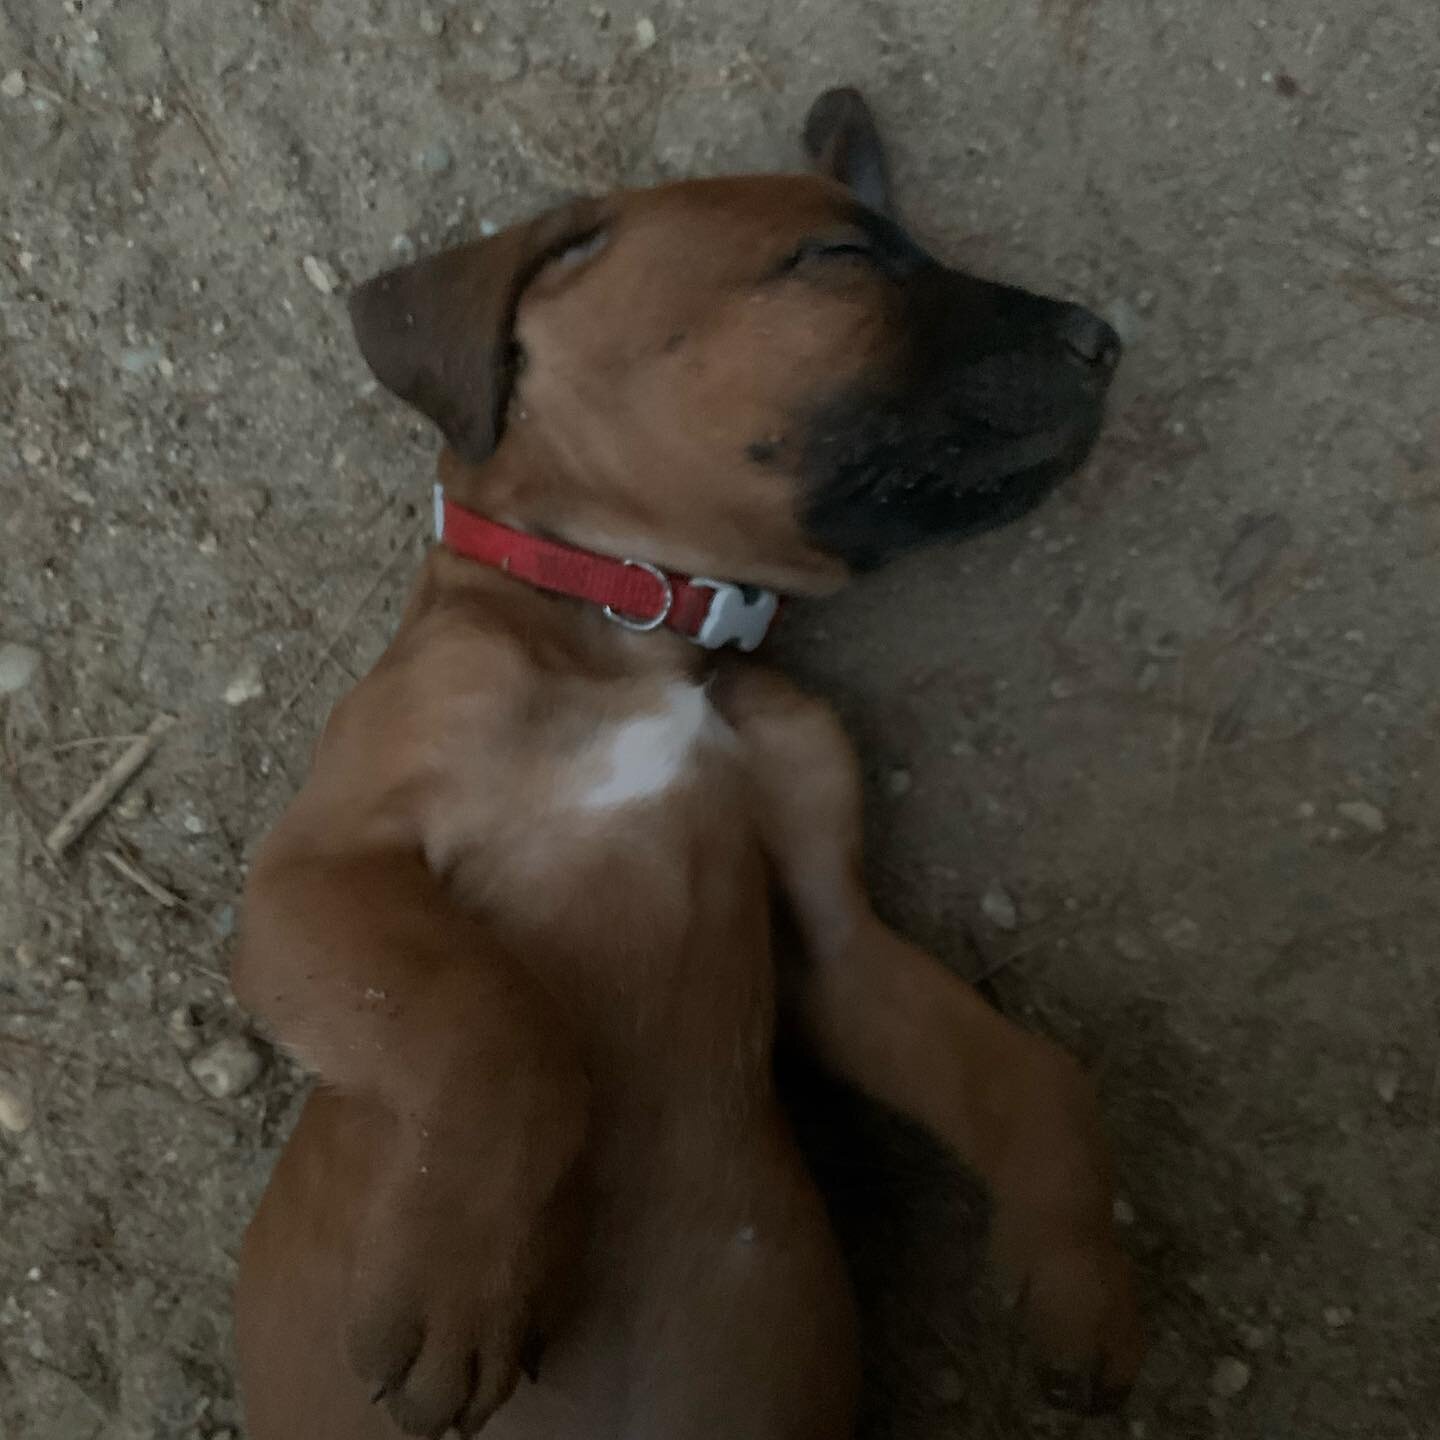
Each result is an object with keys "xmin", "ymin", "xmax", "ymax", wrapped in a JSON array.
[{"xmin": 2, "ymin": 1, "xmax": 1438, "ymax": 1437}]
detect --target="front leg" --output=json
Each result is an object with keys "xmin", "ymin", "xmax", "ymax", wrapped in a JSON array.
[
  {"xmin": 236, "ymin": 831, "xmax": 589, "ymax": 1437},
  {"xmin": 716, "ymin": 665, "xmax": 1143, "ymax": 1407}
]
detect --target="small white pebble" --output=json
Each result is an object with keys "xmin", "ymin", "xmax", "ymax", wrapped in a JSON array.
[
  {"xmin": 20, "ymin": 441, "xmax": 44, "ymax": 466},
  {"xmin": 223, "ymin": 659, "xmax": 265, "ymax": 706},
  {"xmin": 190, "ymin": 1036, "xmax": 264, "ymax": 1099},
  {"xmin": 981, "ymin": 882, "xmax": 1019, "ymax": 931},
  {"xmin": 302, "ymin": 254, "xmax": 338, "ymax": 295},
  {"xmin": 984, "ymin": 881, "xmax": 1019, "ymax": 927},
  {"xmin": 0, "ymin": 1082, "xmax": 34, "ymax": 1135},
  {"xmin": 1103, "ymin": 297, "xmax": 1143, "ymax": 347},
  {"xmin": 115, "ymin": 788, "xmax": 147, "ymax": 821},
  {"xmin": 197, "ymin": 531, "xmax": 219, "ymax": 556},
  {"xmin": 416, "ymin": 140, "xmax": 454, "ymax": 176},
  {"xmin": 885, "ymin": 768, "xmax": 913, "ymax": 799},
  {"xmin": 167, "ymin": 1004, "xmax": 202, "ymax": 1054},
  {"xmin": 635, "ymin": 16, "xmax": 657, "ymax": 48},
  {"xmin": 1211, "ymin": 1356, "xmax": 1251, "ymax": 1398},
  {"xmin": 1336, "ymin": 799, "xmax": 1386, "ymax": 834},
  {"xmin": 0, "ymin": 69, "xmax": 26, "ymax": 100},
  {"xmin": 0, "ymin": 643, "xmax": 41, "ymax": 695},
  {"xmin": 1323, "ymin": 1305, "xmax": 1354, "ymax": 1329}
]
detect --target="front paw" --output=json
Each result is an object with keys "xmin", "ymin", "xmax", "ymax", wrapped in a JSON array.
[
  {"xmin": 346, "ymin": 1156, "xmax": 577, "ymax": 1437},
  {"xmin": 991, "ymin": 1208, "xmax": 1143, "ymax": 1411}
]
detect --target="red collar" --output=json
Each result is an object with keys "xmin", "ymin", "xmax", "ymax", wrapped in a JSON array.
[{"xmin": 435, "ymin": 489, "xmax": 781, "ymax": 652}]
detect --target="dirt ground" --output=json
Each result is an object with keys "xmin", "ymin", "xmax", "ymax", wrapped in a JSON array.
[{"xmin": 2, "ymin": 1, "xmax": 1438, "ymax": 1437}]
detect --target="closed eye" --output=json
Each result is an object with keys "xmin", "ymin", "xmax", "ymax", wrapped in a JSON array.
[
  {"xmin": 776, "ymin": 235, "xmax": 886, "ymax": 276},
  {"xmin": 808, "ymin": 240, "xmax": 875, "ymax": 261}
]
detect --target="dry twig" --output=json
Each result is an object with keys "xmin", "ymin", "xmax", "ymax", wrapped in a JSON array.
[
  {"xmin": 44, "ymin": 715, "xmax": 176, "ymax": 856},
  {"xmin": 101, "ymin": 849, "xmax": 183, "ymax": 909}
]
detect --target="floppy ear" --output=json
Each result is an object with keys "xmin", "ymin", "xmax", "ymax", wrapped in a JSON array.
[
  {"xmin": 802, "ymin": 87, "xmax": 895, "ymax": 218},
  {"xmin": 347, "ymin": 200, "xmax": 605, "ymax": 462}
]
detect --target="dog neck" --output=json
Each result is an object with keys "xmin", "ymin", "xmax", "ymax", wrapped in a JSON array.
[
  {"xmin": 421, "ymin": 543, "xmax": 717, "ymax": 684},
  {"xmin": 436, "ymin": 439, "xmax": 849, "ymax": 598},
  {"xmin": 430, "ymin": 449, "xmax": 786, "ymax": 661}
]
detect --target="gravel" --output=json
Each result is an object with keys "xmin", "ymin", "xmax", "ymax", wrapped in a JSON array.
[
  {"xmin": 1211, "ymin": 1357, "xmax": 1252, "ymax": 1398},
  {"xmin": 189, "ymin": 1037, "xmax": 265, "ymax": 1100},
  {"xmin": 980, "ymin": 882, "xmax": 1019, "ymax": 931},
  {"xmin": 0, "ymin": 1082, "xmax": 34, "ymax": 1135},
  {"xmin": 302, "ymin": 255, "xmax": 339, "ymax": 295},
  {"xmin": 416, "ymin": 140, "xmax": 454, "ymax": 176},
  {"xmin": 223, "ymin": 659, "xmax": 266, "ymax": 707},
  {"xmin": 885, "ymin": 767, "xmax": 914, "ymax": 799},
  {"xmin": 0, "ymin": 642, "xmax": 40, "ymax": 694},
  {"xmin": 1336, "ymin": 799, "xmax": 1387, "ymax": 835},
  {"xmin": 4, "ymin": 3, "xmax": 1439, "ymax": 1435},
  {"xmin": 118, "ymin": 345, "xmax": 174, "ymax": 378},
  {"xmin": 167, "ymin": 1005, "xmax": 203, "ymax": 1055}
]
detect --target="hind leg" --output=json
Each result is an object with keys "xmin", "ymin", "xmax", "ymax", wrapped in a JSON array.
[
  {"xmin": 238, "ymin": 1093, "xmax": 400, "ymax": 1440},
  {"xmin": 717, "ymin": 664, "xmax": 1143, "ymax": 1407}
]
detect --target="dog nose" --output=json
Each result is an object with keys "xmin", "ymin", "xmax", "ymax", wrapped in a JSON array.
[{"xmin": 1058, "ymin": 306, "xmax": 1122, "ymax": 371}]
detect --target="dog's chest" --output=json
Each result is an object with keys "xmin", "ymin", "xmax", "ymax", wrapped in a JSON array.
[
  {"xmin": 563, "ymin": 680, "xmax": 718, "ymax": 812},
  {"xmin": 419, "ymin": 673, "xmax": 772, "ymax": 1087},
  {"xmin": 426, "ymin": 678, "xmax": 742, "ymax": 903}
]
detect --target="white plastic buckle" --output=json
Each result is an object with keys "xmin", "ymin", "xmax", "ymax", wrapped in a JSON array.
[
  {"xmin": 433, "ymin": 483, "xmax": 446, "ymax": 540},
  {"xmin": 692, "ymin": 579, "xmax": 779, "ymax": 652}
]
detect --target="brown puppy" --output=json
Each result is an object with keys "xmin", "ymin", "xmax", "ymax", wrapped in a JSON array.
[{"xmin": 234, "ymin": 90, "xmax": 1139, "ymax": 1440}]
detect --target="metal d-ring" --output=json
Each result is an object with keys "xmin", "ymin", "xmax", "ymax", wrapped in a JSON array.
[{"xmin": 602, "ymin": 560, "xmax": 674, "ymax": 632}]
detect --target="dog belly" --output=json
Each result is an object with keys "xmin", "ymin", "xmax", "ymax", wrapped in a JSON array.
[{"xmin": 478, "ymin": 1127, "xmax": 860, "ymax": 1440}]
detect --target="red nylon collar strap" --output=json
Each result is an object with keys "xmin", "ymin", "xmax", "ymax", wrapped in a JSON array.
[{"xmin": 435, "ymin": 490, "xmax": 781, "ymax": 652}]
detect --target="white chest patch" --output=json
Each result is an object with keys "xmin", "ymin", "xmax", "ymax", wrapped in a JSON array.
[{"xmin": 572, "ymin": 682, "xmax": 714, "ymax": 812}]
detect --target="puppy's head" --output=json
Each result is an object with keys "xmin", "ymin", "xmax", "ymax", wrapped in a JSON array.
[{"xmin": 351, "ymin": 89, "xmax": 1120, "ymax": 591}]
